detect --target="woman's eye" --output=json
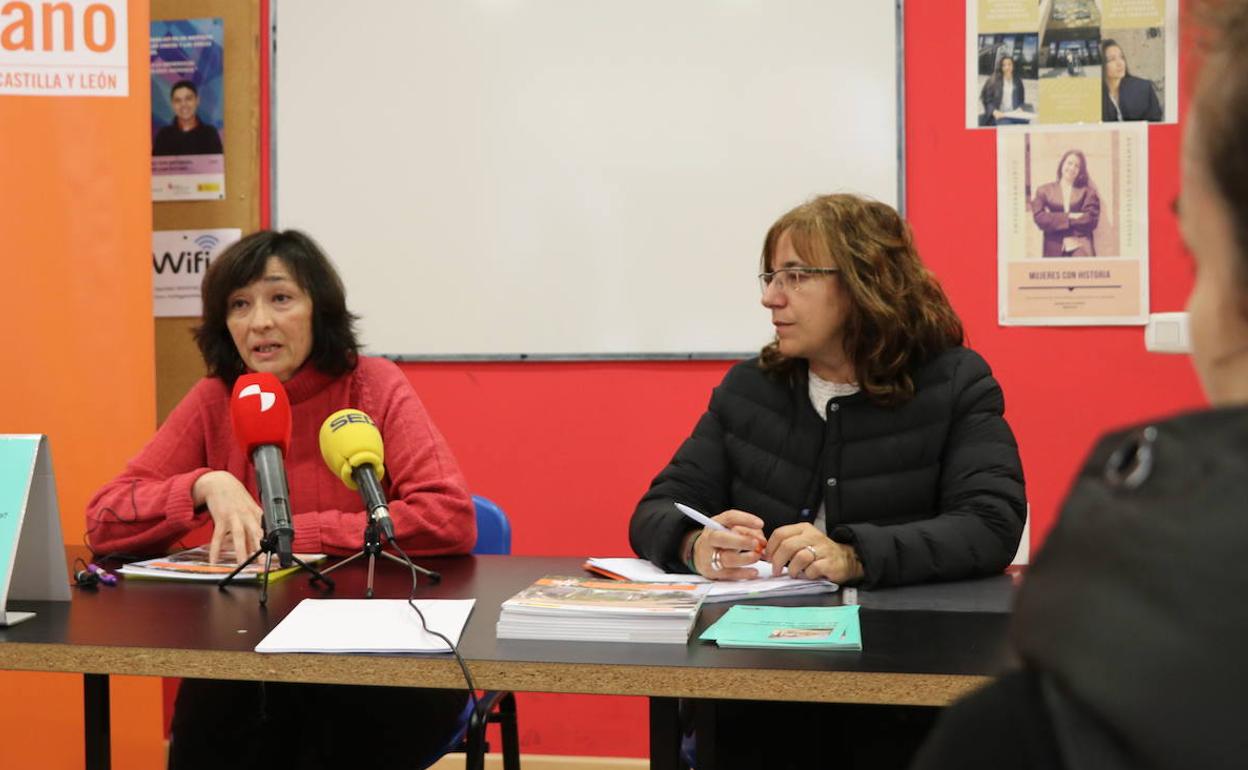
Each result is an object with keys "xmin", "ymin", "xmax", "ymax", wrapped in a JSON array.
[{"xmin": 229, "ymin": 298, "xmax": 248, "ymax": 310}]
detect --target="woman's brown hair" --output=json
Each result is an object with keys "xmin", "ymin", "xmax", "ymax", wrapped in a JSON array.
[
  {"xmin": 1192, "ymin": 2, "xmax": 1248, "ymax": 290},
  {"xmin": 758, "ymin": 194, "xmax": 964, "ymax": 405}
]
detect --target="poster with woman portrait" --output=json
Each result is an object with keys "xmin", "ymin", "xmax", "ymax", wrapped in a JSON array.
[
  {"xmin": 997, "ymin": 123, "xmax": 1148, "ymax": 325},
  {"xmin": 150, "ymin": 18, "xmax": 225, "ymax": 201},
  {"xmin": 967, "ymin": 0, "xmax": 1177, "ymax": 128}
]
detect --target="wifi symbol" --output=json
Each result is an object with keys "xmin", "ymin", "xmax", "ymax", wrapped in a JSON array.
[{"xmin": 194, "ymin": 234, "xmax": 219, "ymax": 251}]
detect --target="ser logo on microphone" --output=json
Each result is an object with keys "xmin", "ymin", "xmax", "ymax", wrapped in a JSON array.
[
  {"xmin": 329, "ymin": 412, "xmax": 375, "ymax": 431},
  {"xmin": 237, "ymin": 383, "xmax": 277, "ymax": 412}
]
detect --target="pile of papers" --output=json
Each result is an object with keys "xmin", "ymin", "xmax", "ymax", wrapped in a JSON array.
[
  {"xmin": 117, "ymin": 546, "xmax": 327, "ymax": 582},
  {"xmin": 699, "ymin": 604, "xmax": 862, "ymax": 650},
  {"xmin": 497, "ymin": 575, "xmax": 710, "ymax": 644},
  {"xmin": 584, "ymin": 557, "xmax": 839, "ymax": 602}
]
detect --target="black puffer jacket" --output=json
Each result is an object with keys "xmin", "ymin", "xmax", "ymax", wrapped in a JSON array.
[
  {"xmin": 1010, "ymin": 407, "xmax": 1248, "ymax": 770},
  {"xmin": 629, "ymin": 346, "xmax": 1026, "ymax": 587}
]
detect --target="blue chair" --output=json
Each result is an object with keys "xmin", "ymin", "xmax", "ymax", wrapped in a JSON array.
[
  {"xmin": 471, "ymin": 494, "xmax": 512, "ymax": 555},
  {"xmin": 416, "ymin": 495, "xmax": 520, "ymax": 770}
]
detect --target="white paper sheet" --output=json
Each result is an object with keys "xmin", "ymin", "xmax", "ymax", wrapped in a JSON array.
[{"xmin": 255, "ymin": 599, "xmax": 476, "ymax": 654}]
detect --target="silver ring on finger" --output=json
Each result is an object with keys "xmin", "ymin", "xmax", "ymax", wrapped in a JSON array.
[
  {"xmin": 710, "ymin": 548, "xmax": 723, "ymax": 572},
  {"xmin": 797, "ymin": 544, "xmax": 819, "ymax": 577}
]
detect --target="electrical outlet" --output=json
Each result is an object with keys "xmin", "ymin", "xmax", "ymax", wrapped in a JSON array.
[{"xmin": 1144, "ymin": 312, "xmax": 1190, "ymax": 354}]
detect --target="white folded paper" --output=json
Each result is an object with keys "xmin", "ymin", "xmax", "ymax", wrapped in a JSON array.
[{"xmin": 256, "ymin": 599, "xmax": 475, "ymax": 653}]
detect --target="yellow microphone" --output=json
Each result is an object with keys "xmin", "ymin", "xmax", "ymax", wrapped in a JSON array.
[{"xmin": 319, "ymin": 409, "xmax": 394, "ymax": 539}]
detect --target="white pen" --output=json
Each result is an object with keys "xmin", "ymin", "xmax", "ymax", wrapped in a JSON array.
[
  {"xmin": 675, "ymin": 502, "xmax": 765, "ymax": 553},
  {"xmin": 674, "ymin": 502, "xmax": 729, "ymax": 532}
]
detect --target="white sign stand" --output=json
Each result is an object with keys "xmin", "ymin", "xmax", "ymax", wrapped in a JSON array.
[{"xmin": 0, "ymin": 435, "xmax": 72, "ymax": 627}]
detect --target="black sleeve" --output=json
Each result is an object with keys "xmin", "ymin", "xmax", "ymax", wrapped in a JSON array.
[
  {"xmin": 152, "ymin": 127, "xmax": 175, "ymax": 157},
  {"xmin": 979, "ymin": 80, "xmax": 995, "ymax": 114},
  {"xmin": 629, "ymin": 396, "xmax": 732, "ymax": 573},
  {"xmin": 1144, "ymin": 81, "xmax": 1163, "ymax": 122},
  {"xmin": 834, "ymin": 353, "xmax": 1027, "ymax": 586}
]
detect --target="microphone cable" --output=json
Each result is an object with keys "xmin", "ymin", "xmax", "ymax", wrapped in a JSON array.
[{"xmin": 385, "ymin": 537, "xmax": 480, "ymax": 715}]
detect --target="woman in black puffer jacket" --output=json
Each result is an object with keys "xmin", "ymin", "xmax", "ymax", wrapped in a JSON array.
[
  {"xmin": 631, "ymin": 193, "xmax": 1026, "ymax": 590},
  {"xmin": 629, "ymin": 193, "xmax": 1027, "ymax": 770}
]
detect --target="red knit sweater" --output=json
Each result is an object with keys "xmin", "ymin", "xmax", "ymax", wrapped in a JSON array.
[{"xmin": 85, "ymin": 356, "xmax": 476, "ymax": 557}]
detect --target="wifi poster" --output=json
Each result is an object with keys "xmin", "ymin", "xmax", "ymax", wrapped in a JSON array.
[{"xmin": 152, "ymin": 229, "xmax": 241, "ymax": 317}]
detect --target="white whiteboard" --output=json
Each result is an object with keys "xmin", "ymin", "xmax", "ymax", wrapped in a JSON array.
[{"xmin": 274, "ymin": 1, "xmax": 901, "ymax": 357}]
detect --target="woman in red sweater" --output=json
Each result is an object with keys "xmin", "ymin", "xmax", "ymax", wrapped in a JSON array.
[{"xmin": 86, "ymin": 230, "xmax": 476, "ymax": 769}]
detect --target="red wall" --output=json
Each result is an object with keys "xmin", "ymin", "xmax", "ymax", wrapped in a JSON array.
[{"xmin": 388, "ymin": 3, "xmax": 1207, "ymax": 758}]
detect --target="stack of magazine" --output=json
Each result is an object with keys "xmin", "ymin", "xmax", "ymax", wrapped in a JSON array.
[{"xmin": 497, "ymin": 575, "xmax": 711, "ymax": 644}]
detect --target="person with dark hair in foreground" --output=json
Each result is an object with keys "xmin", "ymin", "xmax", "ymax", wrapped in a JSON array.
[
  {"xmin": 631, "ymin": 193, "xmax": 1026, "ymax": 768},
  {"xmin": 913, "ymin": 7, "xmax": 1248, "ymax": 770},
  {"xmin": 85, "ymin": 230, "xmax": 475, "ymax": 769}
]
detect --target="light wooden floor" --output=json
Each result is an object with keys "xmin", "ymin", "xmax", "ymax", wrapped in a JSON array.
[{"xmin": 430, "ymin": 755, "xmax": 647, "ymax": 770}]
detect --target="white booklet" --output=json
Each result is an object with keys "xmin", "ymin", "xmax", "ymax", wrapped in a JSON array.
[
  {"xmin": 584, "ymin": 557, "xmax": 838, "ymax": 602},
  {"xmin": 255, "ymin": 599, "xmax": 476, "ymax": 654}
]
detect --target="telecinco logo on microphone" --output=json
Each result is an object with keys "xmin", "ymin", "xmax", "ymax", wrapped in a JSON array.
[
  {"xmin": 238, "ymin": 383, "xmax": 276, "ymax": 412},
  {"xmin": 0, "ymin": 1, "xmax": 129, "ymax": 97}
]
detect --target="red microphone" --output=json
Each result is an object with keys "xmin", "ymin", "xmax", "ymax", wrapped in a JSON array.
[{"xmin": 230, "ymin": 373, "xmax": 295, "ymax": 566}]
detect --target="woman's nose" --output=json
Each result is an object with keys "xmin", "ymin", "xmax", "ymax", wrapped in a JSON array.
[
  {"xmin": 760, "ymin": 283, "xmax": 786, "ymax": 309},
  {"xmin": 249, "ymin": 303, "xmax": 274, "ymax": 329}
]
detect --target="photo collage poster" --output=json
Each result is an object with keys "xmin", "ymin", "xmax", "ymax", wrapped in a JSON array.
[
  {"xmin": 997, "ymin": 123, "xmax": 1148, "ymax": 325},
  {"xmin": 150, "ymin": 18, "xmax": 225, "ymax": 201},
  {"xmin": 968, "ymin": 0, "xmax": 1177, "ymax": 128}
]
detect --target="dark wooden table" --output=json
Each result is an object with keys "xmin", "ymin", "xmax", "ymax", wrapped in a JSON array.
[{"xmin": 0, "ymin": 554, "xmax": 1017, "ymax": 769}]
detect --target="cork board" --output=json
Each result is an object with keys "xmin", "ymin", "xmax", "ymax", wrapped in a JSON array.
[{"xmin": 152, "ymin": 0, "xmax": 262, "ymax": 422}]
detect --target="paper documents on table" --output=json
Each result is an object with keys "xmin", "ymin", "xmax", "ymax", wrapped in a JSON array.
[
  {"xmin": 700, "ymin": 604, "xmax": 862, "ymax": 650},
  {"xmin": 583, "ymin": 557, "xmax": 838, "ymax": 602},
  {"xmin": 117, "ymin": 546, "xmax": 327, "ymax": 582},
  {"xmin": 255, "ymin": 599, "xmax": 476, "ymax": 653}
]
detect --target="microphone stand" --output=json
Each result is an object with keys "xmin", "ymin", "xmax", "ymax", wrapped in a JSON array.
[
  {"xmin": 320, "ymin": 512, "xmax": 440, "ymax": 598},
  {"xmin": 218, "ymin": 530, "xmax": 336, "ymax": 606}
]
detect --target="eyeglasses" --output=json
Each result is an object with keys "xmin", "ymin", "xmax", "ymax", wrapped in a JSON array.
[{"xmin": 758, "ymin": 267, "xmax": 840, "ymax": 294}]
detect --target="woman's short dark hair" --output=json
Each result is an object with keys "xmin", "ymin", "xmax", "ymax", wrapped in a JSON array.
[
  {"xmin": 758, "ymin": 194, "xmax": 964, "ymax": 405},
  {"xmin": 1055, "ymin": 149, "xmax": 1090, "ymax": 187},
  {"xmin": 195, "ymin": 230, "xmax": 360, "ymax": 385}
]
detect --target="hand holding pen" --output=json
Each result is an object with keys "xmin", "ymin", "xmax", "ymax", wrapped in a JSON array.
[{"xmin": 675, "ymin": 503, "xmax": 767, "ymax": 580}]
